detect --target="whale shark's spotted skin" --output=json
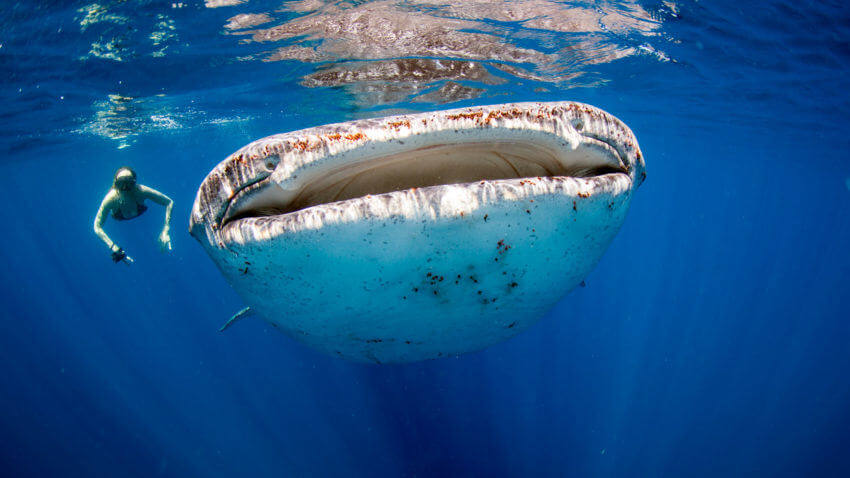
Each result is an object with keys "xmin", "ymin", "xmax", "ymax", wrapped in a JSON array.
[{"xmin": 190, "ymin": 102, "xmax": 645, "ymax": 363}]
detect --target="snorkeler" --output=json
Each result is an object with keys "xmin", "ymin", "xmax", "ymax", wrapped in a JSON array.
[{"xmin": 93, "ymin": 167, "xmax": 173, "ymax": 264}]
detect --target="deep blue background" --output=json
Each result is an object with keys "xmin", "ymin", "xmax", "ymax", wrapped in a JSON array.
[{"xmin": 2, "ymin": 1, "xmax": 850, "ymax": 476}]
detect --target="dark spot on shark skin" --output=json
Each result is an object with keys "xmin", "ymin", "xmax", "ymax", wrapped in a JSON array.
[{"xmin": 507, "ymin": 321, "xmax": 517, "ymax": 328}]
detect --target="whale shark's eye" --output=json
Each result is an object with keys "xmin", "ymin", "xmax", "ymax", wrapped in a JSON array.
[
  {"xmin": 264, "ymin": 161, "xmax": 276, "ymax": 171},
  {"xmin": 572, "ymin": 120, "xmax": 584, "ymax": 131}
]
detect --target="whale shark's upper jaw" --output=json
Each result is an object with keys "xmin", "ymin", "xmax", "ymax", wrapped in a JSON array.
[{"xmin": 190, "ymin": 102, "xmax": 645, "ymax": 247}]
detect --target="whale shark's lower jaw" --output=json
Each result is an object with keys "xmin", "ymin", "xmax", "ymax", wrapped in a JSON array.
[{"xmin": 190, "ymin": 102, "xmax": 644, "ymax": 363}]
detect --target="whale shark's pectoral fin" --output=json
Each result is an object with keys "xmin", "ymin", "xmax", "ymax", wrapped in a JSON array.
[{"xmin": 220, "ymin": 307, "xmax": 254, "ymax": 332}]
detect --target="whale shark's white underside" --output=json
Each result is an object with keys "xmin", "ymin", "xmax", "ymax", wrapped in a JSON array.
[{"xmin": 190, "ymin": 102, "xmax": 645, "ymax": 363}]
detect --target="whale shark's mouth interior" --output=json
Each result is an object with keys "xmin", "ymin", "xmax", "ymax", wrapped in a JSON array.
[{"xmin": 224, "ymin": 139, "xmax": 626, "ymax": 225}]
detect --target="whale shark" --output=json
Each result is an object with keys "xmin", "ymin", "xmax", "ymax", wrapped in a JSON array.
[{"xmin": 190, "ymin": 101, "xmax": 645, "ymax": 363}]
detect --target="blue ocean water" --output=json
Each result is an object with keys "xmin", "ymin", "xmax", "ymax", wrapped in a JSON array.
[{"xmin": 2, "ymin": 0, "xmax": 850, "ymax": 476}]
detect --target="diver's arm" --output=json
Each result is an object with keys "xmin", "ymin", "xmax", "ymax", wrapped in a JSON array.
[
  {"xmin": 94, "ymin": 191, "xmax": 134, "ymax": 264},
  {"xmin": 94, "ymin": 191, "xmax": 119, "ymax": 252},
  {"xmin": 139, "ymin": 185, "xmax": 174, "ymax": 251},
  {"xmin": 139, "ymin": 185, "xmax": 173, "ymax": 229}
]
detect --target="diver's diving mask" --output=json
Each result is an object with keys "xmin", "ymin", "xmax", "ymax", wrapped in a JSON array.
[{"xmin": 114, "ymin": 168, "xmax": 137, "ymax": 191}]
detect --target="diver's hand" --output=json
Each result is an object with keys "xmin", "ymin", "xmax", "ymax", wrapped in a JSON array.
[
  {"xmin": 111, "ymin": 246, "xmax": 134, "ymax": 265},
  {"xmin": 158, "ymin": 230, "xmax": 172, "ymax": 252}
]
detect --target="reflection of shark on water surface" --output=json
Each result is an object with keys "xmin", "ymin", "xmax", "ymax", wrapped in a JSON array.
[{"xmin": 190, "ymin": 101, "xmax": 645, "ymax": 363}]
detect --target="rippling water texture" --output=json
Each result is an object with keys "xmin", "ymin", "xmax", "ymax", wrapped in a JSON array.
[
  {"xmin": 4, "ymin": 0, "xmax": 672, "ymax": 150},
  {"xmin": 1, "ymin": 1, "xmax": 850, "ymax": 476}
]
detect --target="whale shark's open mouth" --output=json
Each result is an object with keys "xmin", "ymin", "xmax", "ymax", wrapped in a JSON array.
[
  {"xmin": 191, "ymin": 101, "xmax": 645, "ymax": 248},
  {"xmin": 222, "ymin": 138, "xmax": 628, "ymax": 228}
]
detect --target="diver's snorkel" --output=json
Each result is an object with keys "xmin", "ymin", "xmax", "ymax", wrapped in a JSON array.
[{"xmin": 114, "ymin": 167, "xmax": 137, "ymax": 192}]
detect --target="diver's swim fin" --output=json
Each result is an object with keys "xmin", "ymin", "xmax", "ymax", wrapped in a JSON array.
[{"xmin": 220, "ymin": 307, "xmax": 254, "ymax": 332}]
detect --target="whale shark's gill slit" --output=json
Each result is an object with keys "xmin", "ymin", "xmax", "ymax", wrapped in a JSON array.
[{"xmin": 223, "ymin": 140, "xmax": 626, "ymax": 225}]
